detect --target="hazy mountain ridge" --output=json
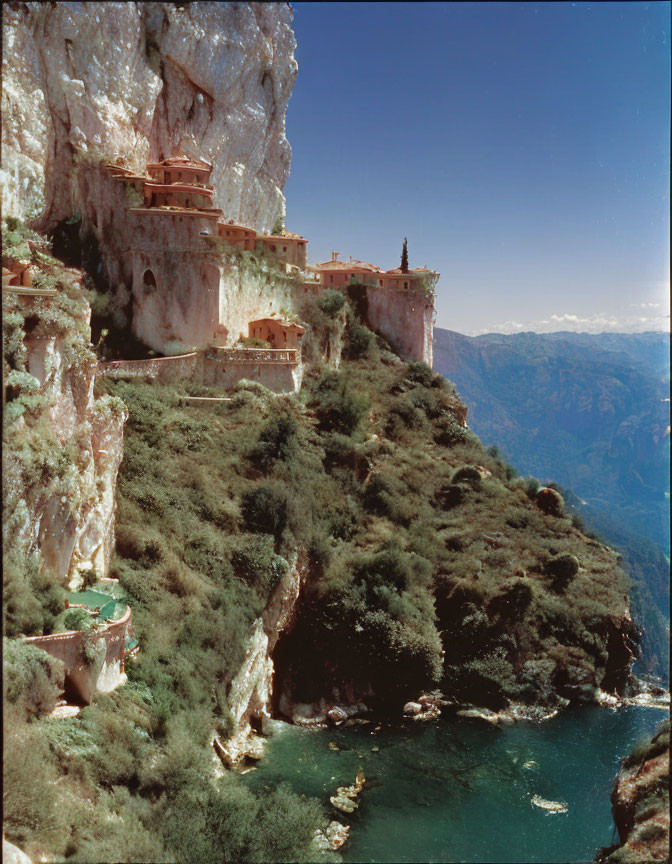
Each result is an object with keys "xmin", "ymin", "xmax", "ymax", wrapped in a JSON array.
[{"xmin": 434, "ymin": 329, "xmax": 670, "ymax": 552}]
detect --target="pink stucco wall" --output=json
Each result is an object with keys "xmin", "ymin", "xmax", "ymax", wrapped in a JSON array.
[
  {"xmin": 363, "ymin": 284, "xmax": 435, "ymax": 365},
  {"xmin": 23, "ymin": 607, "xmax": 132, "ymax": 705}
]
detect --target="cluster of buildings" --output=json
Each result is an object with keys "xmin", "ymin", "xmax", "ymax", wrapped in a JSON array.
[{"xmin": 103, "ymin": 153, "xmax": 438, "ymax": 364}]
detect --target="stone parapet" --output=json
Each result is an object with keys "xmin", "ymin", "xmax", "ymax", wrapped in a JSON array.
[{"xmin": 22, "ymin": 606, "xmax": 132, "ymax": 705}]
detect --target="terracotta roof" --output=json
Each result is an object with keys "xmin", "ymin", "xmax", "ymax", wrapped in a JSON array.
[
  {"xmin": 249, "ymin": 316, "xmax": 305, "ymax": 333},
  {"xmin": 157, "ymin": 155, "xmax": 213, "ymax": 168},
  {"xmin": 385, "ymin": 267, "xmax": 436, "ymax": 275},
  {"xmin": 263, "ymin": 233, "xmax": 306, "ymax": 242},
  {"xmin": 316, "ymin": 259, "xmax": 380, "ymax": 272}
]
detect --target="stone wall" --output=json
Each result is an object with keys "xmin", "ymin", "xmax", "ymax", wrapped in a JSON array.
[
  {"xmin": 98, "ymin": 353, "xmax": 202, "ymax": 384},
  {"xmin": 22, "ymin": 606, "xmax": 132, "ymax": 705},
  {"xmin": 98, "ymin": 349, "xmax": 302, "ymax": 394},
  {"xmin": 203, "ymin": 349, "xmax": 302, "ymax": 394},
  {"xmin": 364, "ymin": 284, "xmax": 435, "ymax": 366}
]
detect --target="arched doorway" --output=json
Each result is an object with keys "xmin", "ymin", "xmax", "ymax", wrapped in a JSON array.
[{"xmin": 142, "ymin": 269, "xmax": 157, "ymax": 293}]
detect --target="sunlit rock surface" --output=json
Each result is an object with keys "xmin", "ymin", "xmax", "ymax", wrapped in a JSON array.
[
  {"xmin": 2, "ymin": 1, "xmax": 297, "ymax": 232},
  {"xmin": 2, "ymin": 275, "xmax": 127, "ymax": 587}
]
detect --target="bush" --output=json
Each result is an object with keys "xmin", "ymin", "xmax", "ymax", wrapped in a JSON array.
[
  {"xmin": 3, "ymin": 709, "xmax": 62, "ymax": 845},
  {"xmin": 343, "ymin": 318, "xmax": 375, "ymax": 359},
  {"xmin": 316, "ymin": 289, "xmax": 346, "ymax": 316},
  {"xmin": 452, "ymin": 465, "xmax": 483, "ymax": 488},
  {"xmin": 3, "ymin": 639, "xmax": 65, "ymax": 719},
  {"xmin": 52, "ymin": 608, "xmax": 96, "ymax": 633},
  {"xmin": 434, "ymin": 415, "xmax": 473, "ymax": 447},
  {"xmin": 230, "ymin": 534, "xmax": 287, "ymax": 597},
  {"xmin": 536, "ymin": 486, "xmax": 565, "ymax": 516},
  {"xmin": 250, "ymin": 411, "xmax": 298, "ymax": 471},
  {"xmin": 3, "ymin": 548, "xmax": 66, "ymax": 637},
  {"xmin": 434, "ymin": 482, "xmax": 466, "ymax": 510},
  {"xmin": 312, "ymin": 371, "xmax": 370, "ymax": 435},
  {"xmin": 546, "ymin": 553, "xmax": 579, "ymax": 591},
  {"xmin": 241, "ymin": 485, "xmax": 287, "ymax": 541},
  {"xmin": 405, "ymin": 361, "xmax": 434, "ymax": 388}
]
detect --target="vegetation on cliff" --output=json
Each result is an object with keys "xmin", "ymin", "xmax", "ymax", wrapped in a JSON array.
[
  {"xmin": 3, "ymin": 220, "xmax": 640, "ymax": 862},
  {"xmin": 597, "ymin": 719, "xmax": 669, "ymax": 864}
]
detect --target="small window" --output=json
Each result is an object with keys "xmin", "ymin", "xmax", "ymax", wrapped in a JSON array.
[
  {"xmin": 330, "ymin": 275, "xmax": 334, "ymax": 283},
  {"xmin": 404, "ymin": 282, "xmax": 408, "ymax": 289},
  {"xmin": 283, "ymin": 246, "xmax": 287, "ymax": 252},
  {"xmin": 271, "ymin": 245, "xmax": 276, "ymax": 252}
]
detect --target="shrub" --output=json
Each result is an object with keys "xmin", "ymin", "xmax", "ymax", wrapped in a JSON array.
[
  {"xmin": 536, "ymin": 486, "xmax": 565, "ymax": 516},
  {"xmin": 434, "ymin": 482, "xmax": 466, "ymax": 510},
  {"xmin": 451, "ymin": 465, "xmax": 482, "ymax": 488},
  {"xmin": 241, "ymin": 485, "xmax": 287, "ymax": 541},
  {"xmin": 230, "ymin": 534, "xmax": 287, "ymax": 597},
  {"xmin": 343, "ymin": 318, "xmax": 375, "ymax": 359},
  {"xmin": 524, "ymin": 477, "xmax": 540, "ymax": 500},
  {"xmin": 434, "ymin": 415, "xmax": 473, "ymax": 447},
  {"xmin": 3, "ymin": 709, "xmax": 61, "ymax": 845},
  {"xmin": 316, "ymin": 289, "xmax": 346, "ymax": 316},
  {"xmin": 3, "ymin": 548, "xmax": 66, "ymax": 637},
  {"xmin": 250, "ymin": 411, "xmax": 298, "ymax": 471},
  {"xmin": 546, "ymin": 553, "xmax": 580, "ymax": 591},
  {"xmin": 3, "ymin": 639, "xmax": 65, "ymax": 719},
  {"xmin": 52, "ymin": 608, "xmax": 96, "ymax": 633},
  {"xmin": 312, "ymin": 371, "xmax": 370, "ymax": 435},
  {"xmin": 405, "ymin": 361, "xmax": 434, "ymax": 388}
]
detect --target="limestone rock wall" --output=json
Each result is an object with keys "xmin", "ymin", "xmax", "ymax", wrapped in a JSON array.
[
  {"xmin": 3, "ymin": 285, "xmax": 127, "ymax": 589},
  {"xmin": 2, "ymin": 2, "xmax": 297, "ymax": 233},
  {"xmin": 217, "ymin": 550, "xmax": 308, "ymax": 764}
]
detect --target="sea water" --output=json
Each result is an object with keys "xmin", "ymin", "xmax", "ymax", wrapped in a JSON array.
[{"xmin": 244, "ymin": 705, "xmax": 667, "ymax": 863}]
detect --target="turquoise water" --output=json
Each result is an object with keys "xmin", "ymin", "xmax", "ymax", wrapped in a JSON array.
[{"xmin": 245, "ymin": 706, "xmax": 667, "ymax": 863}]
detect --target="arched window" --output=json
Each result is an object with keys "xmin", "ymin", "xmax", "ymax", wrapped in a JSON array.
[{"xmin": 142, "ymin": 269, "xmax": 157, "ymax": 292}]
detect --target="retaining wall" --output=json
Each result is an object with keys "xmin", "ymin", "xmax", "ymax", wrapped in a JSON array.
[
  {"xmin": 98, "ymin": 349, "xmax": 302, "ymax": 393},
  {"xmin": 23, "ymin": 607, "xmax": 132, "ymax": 705},
  {"xmin": 98, "ymin": 353, "xmax": 202, "ymax": 384}
]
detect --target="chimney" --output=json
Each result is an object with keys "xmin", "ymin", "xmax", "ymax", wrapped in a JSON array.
[{"xmin": 331, "ymin": 250, "xmax": 339, "ymax": 261}]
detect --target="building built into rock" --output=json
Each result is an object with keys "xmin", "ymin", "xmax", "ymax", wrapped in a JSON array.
[{"xmin": 98, "ymin": 154, "xmax": 438, "ymax": 374}]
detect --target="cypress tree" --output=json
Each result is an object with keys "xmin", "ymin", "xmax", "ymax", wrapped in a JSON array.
[{"xmin": 400, "ymin": 237, "xmax": 409, "ymax": 273}]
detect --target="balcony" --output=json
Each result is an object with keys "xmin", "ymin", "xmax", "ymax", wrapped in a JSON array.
[{"xmin": 208, "ymin": 347, "xmax": 299, "ymax": 365}]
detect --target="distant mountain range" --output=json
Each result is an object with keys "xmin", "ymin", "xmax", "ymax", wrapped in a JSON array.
[{"xmin": 434, "ymin": 329, "xmax": 670, "ymax": 679}]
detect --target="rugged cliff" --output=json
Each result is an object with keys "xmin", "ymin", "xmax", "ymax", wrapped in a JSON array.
[
  {"xmin": 1, "ymin": 1, "xmax": 297, "ymax": 233},
  {"xmin": 597, "ymin": 719, "xmax": 669, "ymax": 864},
  {"xmin": 3, "ymin": 225, "xmax": 127, "ymax": 627}
]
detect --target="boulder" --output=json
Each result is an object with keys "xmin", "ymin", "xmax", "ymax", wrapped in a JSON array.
[
  {"xmin": 327, "ymin": 706, "xmax": 349, "ymax": 723},
  {"xmin": 403, "ymin": 701, "xmax": 423, "ymax": 715}
]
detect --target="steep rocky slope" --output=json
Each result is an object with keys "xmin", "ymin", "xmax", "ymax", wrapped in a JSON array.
[
  {"xmin": 3, "ymin": 222, "xmax": 127, "ymax": 633},
  {"xmin": 597, "ymin": 719, "xmax": 669, "ymax": 864},
  {"xmin": 1, "ymin": 1, "xmax": 296, "ymax": 233}
]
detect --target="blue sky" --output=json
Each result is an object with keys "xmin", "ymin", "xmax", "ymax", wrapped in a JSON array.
[{"xmin": 283, "ymin": 1, "xmax": 670, "ymax": 335}]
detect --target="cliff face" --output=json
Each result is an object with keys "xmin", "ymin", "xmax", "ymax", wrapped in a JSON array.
[
  {"xmin": 598, "ymin": 720, "xmax": 670, "ymax": 864},
  {"xmin": 2, "ymin": 258, "xmax": 127, "ymax": 601},
  {"xmin": 1, "ymin": 1, "xmax": 297, "ymax": 233},
  {"xmin": 219, "ymin": 551, "xmax": 308, "ymax": 764}
]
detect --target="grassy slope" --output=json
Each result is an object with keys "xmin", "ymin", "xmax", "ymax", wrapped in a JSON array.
[{"xmin": 3, "ymin": 221, "xmax": 636, "ymax": 861}]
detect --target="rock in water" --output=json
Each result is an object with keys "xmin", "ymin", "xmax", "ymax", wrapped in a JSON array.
[{"xmin": 531, "ymin": 794, "xmax": 569, "ymax": 813}]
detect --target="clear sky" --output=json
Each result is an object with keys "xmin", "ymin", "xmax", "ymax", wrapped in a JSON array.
[{"xmin": 283, "ymin": 1, "xmax": 670, "ymax": 335}]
